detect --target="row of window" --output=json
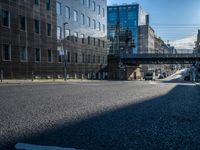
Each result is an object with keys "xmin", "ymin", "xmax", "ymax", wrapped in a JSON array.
[
  {"xmin": 56, "ymin": 0, "xmax": 105, "ymax": 17},
  {"xmin": 56, "ymin": 3, "xmax": 106, "ymax": 32},
  {"xmin": 34, "ymin": 0, "xmax": 51, "ymax": 10},
  {"xmin": 2, "ymin": 44, "xmax": 53, "ymax": 62},
  {"xmin": 1, "ymin": 10, "xmax": 52, "ymax": 36},
  {"xmin": 1, "ymin": 44, "xmax": 107, "ymax": 64},
  {"xmin": 2, "ymin": 9, "xmax": 106, "ymax": 43},
  {"xmin": 57, "ymin": 27, "xmax": 106, "ymax": 48}
]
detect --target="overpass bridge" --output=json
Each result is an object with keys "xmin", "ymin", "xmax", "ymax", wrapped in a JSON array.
[{"xmin": 121, "ymin": 53, "xmax": 200, "ymax": 65}]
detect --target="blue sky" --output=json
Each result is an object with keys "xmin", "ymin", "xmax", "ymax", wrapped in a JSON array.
[{"xmin": 107, "ymin": 0, "xmax": 200, "ymax": 49}]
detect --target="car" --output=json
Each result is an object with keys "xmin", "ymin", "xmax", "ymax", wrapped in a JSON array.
[
  {"xmin": 158, "ymin": 74, "xmax": 164, "ymax": 79},
  {"xmin": 144, "ymin": 72, "xmax": 156, "ymax": 80}
]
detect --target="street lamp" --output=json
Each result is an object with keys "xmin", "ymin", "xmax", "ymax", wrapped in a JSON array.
[{"xmin": 63, "ymin": 22, "xmax": 68, "ymax": 81}]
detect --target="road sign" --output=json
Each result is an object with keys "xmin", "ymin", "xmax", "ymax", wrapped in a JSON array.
[{"xmin": 57, "ymin": 47, "xmax": 65, "ymax": 56}]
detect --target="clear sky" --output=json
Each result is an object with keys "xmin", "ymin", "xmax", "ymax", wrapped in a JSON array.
[{"xmin": 107, "ymin": 0, "xmax": 200, "ymax": 49}]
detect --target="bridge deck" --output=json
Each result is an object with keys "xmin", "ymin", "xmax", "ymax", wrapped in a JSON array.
[{"xmin": 121, "ymin": 54, "xmax": 200, "ymax": 64}]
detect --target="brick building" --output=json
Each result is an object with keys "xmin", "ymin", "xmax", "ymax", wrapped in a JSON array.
[{"xmin": 0, "ymin": 0, "xmax": 107, "ymax": 79}]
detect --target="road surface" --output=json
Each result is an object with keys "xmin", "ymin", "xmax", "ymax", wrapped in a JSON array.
[{"xmin": 0, "ymin": 80, "xmax": 200, "ymax": 149}]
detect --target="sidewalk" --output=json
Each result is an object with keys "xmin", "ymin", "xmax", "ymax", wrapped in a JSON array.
[{"xmin": 0, "ymin": 79, "xmax": 104, "ymax": 85}]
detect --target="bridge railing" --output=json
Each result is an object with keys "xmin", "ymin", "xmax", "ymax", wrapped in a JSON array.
[{"xmin": 122, "ymin": 53, "xmax": 200, "ymax": 58}]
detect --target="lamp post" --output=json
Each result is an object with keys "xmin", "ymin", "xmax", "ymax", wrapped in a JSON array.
[{"xmin": 63, "ymin": 22, "xmax": 68, "ymax": 81}]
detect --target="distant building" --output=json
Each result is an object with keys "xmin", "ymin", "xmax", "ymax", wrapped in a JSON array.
[
  {"xmin": 107, "ymin": 3, "xmax": 148, "ymax": 56},
  {"xmin": 138, "ymin": 25, "xmax": 155, "ymax": 54},
  {"xmin": 154, "ymin": 37, "xmax": 172, "ymax": 54},
  {"xmin": 107, "ymin": 3, "xmax": 148, "ymax": 80},
  {"xmin": 194, "ymin": 30, "xmax": 200, "ymax": 54}
]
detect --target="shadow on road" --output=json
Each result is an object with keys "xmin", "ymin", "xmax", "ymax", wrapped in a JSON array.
[{"xmin": 1, "ymin": 84, "xmax": 200, "ymax": 150}]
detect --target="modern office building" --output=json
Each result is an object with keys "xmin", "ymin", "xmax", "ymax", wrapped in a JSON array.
[
  {"xmin": 107, "ymin": 3, "xmax": 147, "ymax": 57},
  {"xmin": 0, "ymin": 0, "xmax": 59, "ymax": 78},
  {"xmin": 56, "ymin": 0, "xmax": 107, "ymax": 79},
  {"xmin": 0, "ymin": 0, "xmax": 107, "ymax": 79},
  {"xmin": 107, "ymin": 3, "xmax": 148, "ymax": 80}
]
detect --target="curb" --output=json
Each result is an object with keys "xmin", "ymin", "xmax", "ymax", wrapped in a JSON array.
[{"xmin": 0, "ymin": 79, "xmax": 108, "ymax": 85}]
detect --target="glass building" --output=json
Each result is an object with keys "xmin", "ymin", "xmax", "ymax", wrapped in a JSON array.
[
  {"xmin": 107, "ymin": 3, "xmax": 147, "ymax": 57},
  {"xmin": 56, "ymin": 0, "xmax": 107, "ymax": 79}
]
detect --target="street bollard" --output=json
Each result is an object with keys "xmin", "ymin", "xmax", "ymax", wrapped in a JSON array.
[
  {"xmin": 1, "ymin": 70, "xmax": 3, "ymax": 83},
  {"xmin": 81, "ymin": 74, "xmax": 84, "ymax": 80},
  {"xmin": 31, "ymin": 72, "xmax": 34, "ymax": 82}
]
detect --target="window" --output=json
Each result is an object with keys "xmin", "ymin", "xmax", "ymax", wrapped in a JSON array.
[
  {"xmin": 93, "ymin": 55, "xmax": 95, "ymax": 63},
  {"xmin": 80, "ymin": 0, "xmax": 84, "ymax": 5},
  {"xmin": 88, "ymin": 54, "xmax": 91, "ymax": 63},
  {"xmin": 75, "ymin": 53, "xmax": 78, "ymax": 63},
  {"xmin": 81, "ymin": 13, "xmax": 84, "ymax": 25},
  {"xmin": 86, "ymin": 0, "xmax": 90, "ymax": 8},
  {"xmin": 20, "ymin": 47, "xmax": 27, "ymax": 62},
  {"xmin": 2, "ymin": 10, "xmax": 9, "ymax": 27},
  {"xmin": 92, "ymin": 1, "xmax": 95, "ymax": 11},
  {"xmin": 103, "ymin": 41, "xmax": 105, "ymax": 48},
  {"xmin": 87, "ymin": 17, "xmax": 90, "ymax": 27},
  {"xmin": 80, "ymin": 34, "xmax": 85, "ymax": 44},
  {"xmin": 97, "ymin": 21, "xmax": 100, "ymax": 31},
  {"xmin": 85, "ymin": 54, "xmax": 88, "ymax": 63},
  {"xmin": 98, "ymin": 39, "xmax": 100, "ymax": 47},
  {"xmin": 102, "ymin": 8, "xmax": 105, "ymax": 17},
  {"xmin": 65, "ymin": 29, "xmax": 70, "ymax": 40},
  {"xmin": 88, "ymin": 36, "xmax": 90, "ymax": 45},
  {"xmin": 35, "ymin": 0, "xmax": 39, "ymax": 5},
  {"xmin": 82, "ymin": 53, "xmax": 85, "ymax": 63},
  {"xmin": 74, "ymin": 32, "xmax": 78, "ymax": 42},
  {"xmin": 19, "ymin": 15, "xmax": 26, "ymax": 31},
  {"xmin": 97, "ymin": 5, "xmax": 100, "ymax": 14},
  {"xmin": 67, "ymin": 51, "xmax": 71, "ymax": 63},
  {"xmin": 73, "ymin": 10, "xmax": 78, "ymax": 22},
  {"xmin": 47, "ymin": 49, "xmax": 53, "ymax": 62},
  {"xmin": 34, "ymin": 19, "xmax": 40, "ymax": 34},
  {"xmin": 46, "ymin": 0, "xmax": 51, "ymax": 10},
  {"xmin": 92, "ymin": 19, "xmax": 96, "ymax": 29},
  {"xmin": 97, "ymin": 56, "xmax": 100, "ymax": 63},
  {"xmin": 2, "ymin": 44, "xmax": 11, "ymax": 61},
  {"xmin": 93, "ymin": 38, "xmax": 95, "ymax": 46},
  {"xmin": 103, "ymin": 24, "xmax": 105, "ymax": 33},
  {"xmin": 35, "ymin": 48, "xmax": 41, "ymax": 62},
  {"xmin": 65, "ymin": 6, "xmax": 70, "ymax": 18},
  {"xmin": 56, "ymin": 2, "xmax": 61, "ymax": 15},
  {"xmin": 47, "ymin": 23, "xmax": 51, "ymax": 36},
  {"xmin": 57, "ymin": 26, "xmax": 62, "ymax": 39},
  {"xmin": 57, "ymin": 47, "xmax": 62, "ymax": 62}
]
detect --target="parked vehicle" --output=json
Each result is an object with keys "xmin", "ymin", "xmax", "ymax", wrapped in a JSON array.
[
  {"xmin": 144, "ymin": 72, "xmax": 156, "ymax": 80},
  {"xmin": 158, "ymin": 74, "xmax": 164, "ymax": 79}
]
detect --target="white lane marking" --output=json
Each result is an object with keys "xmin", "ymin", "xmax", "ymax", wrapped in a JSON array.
[{"xmin": 15, "ymin": 143, "xmax": 82, "ymax": 150}]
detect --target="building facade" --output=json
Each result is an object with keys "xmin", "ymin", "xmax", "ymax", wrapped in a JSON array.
[
  {"xmin": 138, "ymin": 25, "xmax": 155, "ymax": 54},
  {"xmin": 107, "ymin": 3, "xmax": 147, "ymax": 57},
  {"xmin": 0, "ymin": 0, "xmax": 59, "ymax": 78},
  {"xmin": 0, "ymin": 0, "xmax": 107, "ymax": 79},
  {"xmin": 56, "ymin": 0, "xmax": 107, "ymax": 79},
  {"xmin": 194, "ymin": 30, "xmax": 200, "ymax": 54}
]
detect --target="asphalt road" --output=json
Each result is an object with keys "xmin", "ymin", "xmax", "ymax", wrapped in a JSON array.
[{"xmin": 0, "ymin": 80, "xmax": 200, "ymax": 150}]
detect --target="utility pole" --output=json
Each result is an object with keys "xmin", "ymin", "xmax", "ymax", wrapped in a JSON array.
[{"xmin": 63, "ymin": 22, "xmax": 68, "ymax": 81}]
